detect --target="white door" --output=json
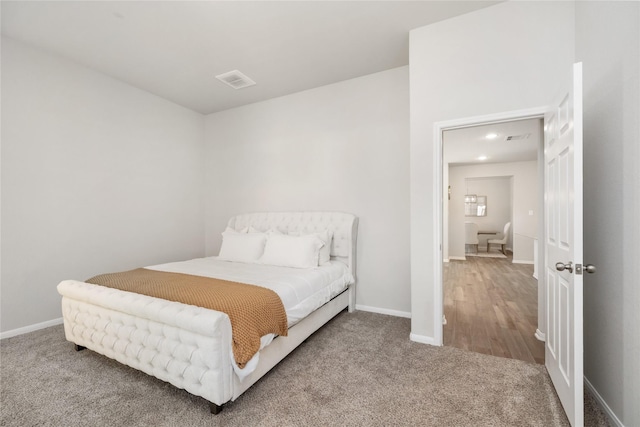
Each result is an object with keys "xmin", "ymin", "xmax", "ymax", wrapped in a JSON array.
[{"xmin": 544, "ymin": 62, "xmax": 584, "ymax": 427}]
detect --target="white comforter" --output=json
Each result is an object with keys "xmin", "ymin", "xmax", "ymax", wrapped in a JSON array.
[
  {"xmin": 147, "ymin": 257, "xmax": 353, "ymax": 326},
  {"xmin": 145, "ymin": 256, "xmax": 354, "ymax": 378}
]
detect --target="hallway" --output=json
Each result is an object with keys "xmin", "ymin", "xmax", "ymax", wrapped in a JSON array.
[{"xmin": 443, "ymin": 255, "xmax": 544, "ymax": 364}]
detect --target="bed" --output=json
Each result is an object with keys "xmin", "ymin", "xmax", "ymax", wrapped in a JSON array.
[{"xmin": 57, "ymin": 211, "xmax": 358, "ymax": 413}]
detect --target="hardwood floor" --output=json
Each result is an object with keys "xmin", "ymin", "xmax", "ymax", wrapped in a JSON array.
[{"xmin": 443, "ymin": 254, "xmax": 545, "ymax": 364}]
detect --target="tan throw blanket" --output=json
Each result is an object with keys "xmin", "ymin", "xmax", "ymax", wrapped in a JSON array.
[{"xmin": 86, "ymin": 268, "xmax": 288, "ymax": 368}]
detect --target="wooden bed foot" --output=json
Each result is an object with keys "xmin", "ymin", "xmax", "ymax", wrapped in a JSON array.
[
  {"xmin": 209, "ymin": 402, "xmax": 223, "ymax": 414},
  {"xmin": 74, "ymin": 344, "xmax": 86, "ymax": 352}
]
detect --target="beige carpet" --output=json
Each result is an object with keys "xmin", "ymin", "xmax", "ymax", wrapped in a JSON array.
[{"xmin": 1, "ymin": 311, "xmax": 610, "ymax": 426}]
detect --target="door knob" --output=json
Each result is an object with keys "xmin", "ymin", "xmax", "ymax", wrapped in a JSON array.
[
  {"xmin": 555, "ymin": 261, "xmax": 573, "ymax": 273},
  {"xmin": 584, "ymin": 264, "xmax": 596, "ymax": 274}
]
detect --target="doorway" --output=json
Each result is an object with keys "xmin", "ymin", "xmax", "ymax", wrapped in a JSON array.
[{"xmin": 438, "ymin": 113, "xmax": 546, "ymax": 364}]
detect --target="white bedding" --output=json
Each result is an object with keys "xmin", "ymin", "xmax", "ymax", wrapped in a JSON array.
[
  {"xmin": 145, "ymin": 256, "xmax": 354, "ymax": 379},
  {"xmin": 146, "ymin": 257, "xmax": 354, "ymax": 326}
]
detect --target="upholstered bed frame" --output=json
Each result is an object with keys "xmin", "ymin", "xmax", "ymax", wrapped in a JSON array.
[{"xmin": 58, "ymin": 212, "xmax": 358, "ymax": 413}]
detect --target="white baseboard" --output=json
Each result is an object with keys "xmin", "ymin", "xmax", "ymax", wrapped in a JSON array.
[
  {"xmin": 449, "ymin": 256, "xmax": 466, "ymax": 261},
  {"xmin": 355, "ymin": 305, "xmax": 411, "ymax": 319},
  {"xmin": 443, "ymin": 258, "xmax": 450, "ymax": 263},
  {"xmin": 584, "ymin": 376, "xmax": 625, "ymax": 427},
  {"xmin": 534, "ymin": 329, "xmax": 546, "ymax": 342},
  {"xmin": 0, "ymin": 317, "xmax": 64, "ymax": 340},
  {"xmin": 409, "ymin": 333, "xmax": 436, "ymax": 345},
  {"xmin": 512, "ymin": 259, "xmax": 534, "ymax": 265}
]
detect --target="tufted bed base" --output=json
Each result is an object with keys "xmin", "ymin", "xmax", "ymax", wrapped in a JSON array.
[
  {"xmin": 59, "ymin": 212, "xmax": 358, "ymax": 413},
  {"xmin": 64, "ymin": 289, "xmax": 351, "ymax": 414}
]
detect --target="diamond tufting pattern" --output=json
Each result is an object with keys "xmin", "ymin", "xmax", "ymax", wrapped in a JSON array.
[
  {"xmin": 59, "ymin": 281, "xmax": 234, "ymax": 405},
  {"xmin": 228, "ymin": 211, "xmax": 356, "ymax": 259}
]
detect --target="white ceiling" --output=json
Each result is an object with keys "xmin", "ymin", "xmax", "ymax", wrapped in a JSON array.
[
  {"xmin": 444, "ymin": 118, "xmax": 542, "ymax": 166},
  {"xmin": 1, "ymin": 1, "xmax": 499, "ymax": 114}
]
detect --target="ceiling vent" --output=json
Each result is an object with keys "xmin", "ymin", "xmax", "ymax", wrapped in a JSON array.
[
  {"xmin": 505, "ymin": 133, "xmax": 531, "ymax": 141},
  {"xmin": 215, "ymin": 70, "xmax": 256, "ymax": 90}
]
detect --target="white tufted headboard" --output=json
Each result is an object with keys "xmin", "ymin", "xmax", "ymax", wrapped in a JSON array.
[{"xmin": 227, "ymin": 211, "xmax": 358, "ymax": 279}]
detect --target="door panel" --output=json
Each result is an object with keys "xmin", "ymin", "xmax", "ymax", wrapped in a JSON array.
[
  {"xmin": 544, "ymin": 62, "xmax": 584, "ymax": 427},
  {"xmin": 546, "ymin": 270, "xmax": 557, "ymax": 358}
]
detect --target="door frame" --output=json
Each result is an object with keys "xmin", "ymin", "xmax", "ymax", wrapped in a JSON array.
[{"xmin": 433, "ymin": 106, "xmax": 547, "ymax": 346}]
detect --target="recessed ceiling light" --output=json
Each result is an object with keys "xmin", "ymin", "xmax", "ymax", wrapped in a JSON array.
[
  {"xmin": 485, "ymin": 133, "xmax": 498, "ymax": 140},
  {"xmin": 477, "ymin": 155, "xmax": 488, "ymax": 161}
]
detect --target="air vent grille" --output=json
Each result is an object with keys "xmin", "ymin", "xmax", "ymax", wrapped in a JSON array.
[
  {"xmin": 215, "ymin": 70, "xmax": 256, "ymax": 89},
  {"xmin": 505, "ymin": 133, "xmax": 531, "ymax": 141}
]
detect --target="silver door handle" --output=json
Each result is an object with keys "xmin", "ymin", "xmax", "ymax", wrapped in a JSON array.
[
  {"xmin": 584, "ymin": 264, "xmax": 596, "ymax": 274},
  {"xmin": 555, "ymin": 261, "xmax": 573, "ymax": 273}
]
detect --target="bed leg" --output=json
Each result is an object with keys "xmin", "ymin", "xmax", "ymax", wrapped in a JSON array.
[
  {"xmin": 74, "ymin": 344, "xmax": 86, "ymax": 352},
  {"xmin": 209, "ymin": 402, "xmax": 223, "ymax": 415}
]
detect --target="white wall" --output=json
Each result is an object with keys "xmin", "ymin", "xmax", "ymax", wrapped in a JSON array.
[
  {"xmin": 409, "ymin": 1, "xmax": 574, "ymax": 340},
  {"xmin": 576, "ymin": 2, "xmax": 640, "ymax": 426},
  {"xmin": 451, "ymin": 175, "xmax": 511, "ymax": 256},
  {"xmin": 465, "ymin": 177, "xmax": 512, "ymax": 251},
  {"xmin": 204, "ymin": 67, "xmax": 411, "ymax": 316},
  {"xmin": 1, "ymin": 37, "xmax": 206, "ymax": 333},
  {"xmin": 448, "ymin": 161, "xmax": 538, "ymax": 262}
]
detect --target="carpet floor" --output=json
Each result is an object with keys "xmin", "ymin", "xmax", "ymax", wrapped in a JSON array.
[{"xmin": 1, "ymin": 311, "xmax": 610, "ymax": 426}]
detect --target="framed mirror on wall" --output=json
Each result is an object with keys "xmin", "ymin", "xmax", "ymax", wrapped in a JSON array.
[{"xmin": 465, "ymin": 195, "xmax": 487, "ymax": 217}]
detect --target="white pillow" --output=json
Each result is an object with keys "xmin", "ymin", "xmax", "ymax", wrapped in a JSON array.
[
  {"xmin": 260, "ymin": 234, "xmax": 324, "ymax": 269},
  {"xmin": 315, "ymin": 230, "xmax": 333, "ymax": 266},
  {"xmin": 224, "ymin": 226, "xmax": 249, "ymax": 234},
  {"xmin": 289, "ymin": 230, "xmax": 333, "ymax": 266},
  {"xmin": 218, "ymin": 231, "xmax": 267, "ymax": 263}
]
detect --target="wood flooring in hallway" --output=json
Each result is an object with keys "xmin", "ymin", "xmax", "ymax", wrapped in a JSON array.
[{"xmin": 443, "ymin": 254, "xmax": 544, "ymax": 364}]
